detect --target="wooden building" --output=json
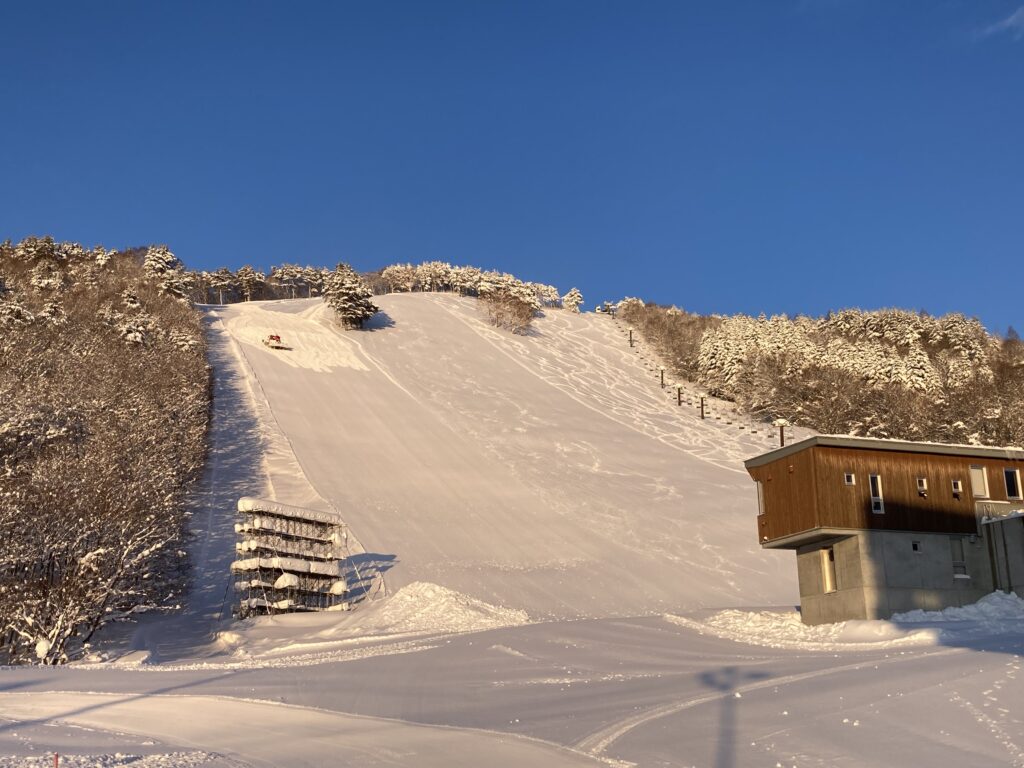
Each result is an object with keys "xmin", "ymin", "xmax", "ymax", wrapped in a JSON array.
[{"xmin": 744, "ymin": 436, "xmax": 1024, "ymax": 624}]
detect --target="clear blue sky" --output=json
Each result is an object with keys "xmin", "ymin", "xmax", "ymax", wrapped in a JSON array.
[{"xmin": 1, "ymin": 1, "xmax": 1021, "ymax": 334}]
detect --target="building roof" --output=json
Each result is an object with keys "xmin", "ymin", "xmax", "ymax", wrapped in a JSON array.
[{"xmin": 744, "ymin": 435, "xmax": 1024, "ymax": 469}]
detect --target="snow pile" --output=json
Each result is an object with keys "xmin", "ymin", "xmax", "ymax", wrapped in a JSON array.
[
  {"xmin": 0, "ymin": 753, "xmax": 221, "ymax": 767},
  {"xmin": 664, "ymin": 609, "xmax": 942, "ymax": 651},
  {"xmin": 893, "ymin": 590, "xmax": 1024, "ymax": 627},
  {"xmin": 368, "ymin": 582, "xmax": 531, "ymax": 635}
]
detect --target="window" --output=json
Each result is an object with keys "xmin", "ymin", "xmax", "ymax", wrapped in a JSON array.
[
  {"xmin": 950, "ymin": 537, "xmax": 968, "ymax": 578},
  {"xmin": 756, "ymin": 481, "xmax": 765, "ymax": 515},
  {"xmin": 970, "ymin": 465, "xmax": 989, "ymax": 499},
  {"xmin": 821, "ymin": 547, "xmax": 837, "ymax": 593},
  {"xmin": 869, "ymin": 474, "xmax": 884, "ymax": 513},
  {"xmin": 844, "ymin": 472, "xmax": 856, "ymax": 486},
  {"xmin": 1005, "ymin": 469, "xmax": 1022, "ymax": 500},
  {"xmin": 912, "ymin": 540, "xmax": 922, "ymax": 553},
  {"xmin": 951, "ymin": 479, "xmax": 963, "ymax": 496},
  {"xmin": 917, "ymin": 477, "xmax": 928, "ymax": 497}
]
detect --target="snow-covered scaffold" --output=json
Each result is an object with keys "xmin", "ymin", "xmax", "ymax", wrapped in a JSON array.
[{"xmin": 231, "ymin": 497, "xmax": 351, "ymax": 617}]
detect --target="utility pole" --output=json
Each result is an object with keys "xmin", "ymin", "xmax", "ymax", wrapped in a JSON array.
[
  {"xmin": 659, "ymin": 366, "xmax": 665, "ymax": 388},
  {"xmin": 628, "ymin": 327, "xmax": 634, "ymax": 347},
  {"xmin": 677, "ymin": 385, "xmax": 683, "ymax": 406},
  {"xmin": 700, "ymin": 396, "xmax": 705, "ymax": 420}
]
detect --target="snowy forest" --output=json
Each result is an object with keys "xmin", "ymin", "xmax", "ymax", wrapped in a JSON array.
[
  {"xmin": 618, "ymin": 300, "xmax": 1024, "ymax": 447},
  {"xmin": 0, "ymin": 237, "xmax": 209, "ymax": 664}
]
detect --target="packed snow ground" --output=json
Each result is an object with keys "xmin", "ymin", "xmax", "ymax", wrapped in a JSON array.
[{"xmin": 3, "ymin": 294, "xmax": 1023, "ymax": 767}]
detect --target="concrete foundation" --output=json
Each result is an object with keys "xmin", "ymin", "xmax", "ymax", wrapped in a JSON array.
[{"xmin": 796, "ymin": 530, "xmax": 995, "ymax": 625}]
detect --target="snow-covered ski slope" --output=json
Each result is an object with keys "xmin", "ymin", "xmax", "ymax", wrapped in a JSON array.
[{"xmin": 213, "ymin": 292, "xmax": 796, "ymax": 618}]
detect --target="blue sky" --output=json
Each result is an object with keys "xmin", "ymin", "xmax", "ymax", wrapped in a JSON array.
[{"xmin": 1, "ymin": 1, "xmax": 1021, "ymax": 334}]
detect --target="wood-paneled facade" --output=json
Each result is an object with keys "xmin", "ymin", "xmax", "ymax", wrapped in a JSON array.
[{"xmin": 746, "ymin": 437, "xmax": 1024, "ymax": 548}]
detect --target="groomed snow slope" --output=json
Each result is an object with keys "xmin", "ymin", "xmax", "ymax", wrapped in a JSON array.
[{"xmin": 214, "ymin": 293, "xmax": 795, "ymax": 618}]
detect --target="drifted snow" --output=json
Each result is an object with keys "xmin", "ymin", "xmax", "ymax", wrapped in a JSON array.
[
  {"xmin": 666, "ymin": 591, "xmax": 1024, "ymax": 651},
  {"xmin": 273, "ymin": 573, "xmax": 300, "ymax": 590},
  {"xmin": 894, "ymin": 590, "xmax": 1024, "ymax": 626},
  {"xmin": 665, "ymin": 609, "xmax": 942, "ymax": 651},
  {"xmin": 363, "ymin": 581, "xmax": 530, "ymax": 635}
]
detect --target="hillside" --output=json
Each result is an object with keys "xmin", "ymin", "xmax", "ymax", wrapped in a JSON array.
[{"xmin": 211, "ymin": 292, "xmax": 797, "ymax": 619}]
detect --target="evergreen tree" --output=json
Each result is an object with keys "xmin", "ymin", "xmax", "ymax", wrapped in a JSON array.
[
  {"xmin": 562, "ymin": 287, "xmax": 584, "ymax": 313},
  {"xmin": 270, "ymin": 263, "xmax": 303, "ymax": 298},
  {"xmin": 323, "ymin": 263, "xmax": 379, "ymax": 329},
  {"xmin": 235, "ymin": 265, "xmax": 265, "ymax": 302},
  {"xmin": 208, "ymin": 268, "xmax": 237, "ymax": 305}
]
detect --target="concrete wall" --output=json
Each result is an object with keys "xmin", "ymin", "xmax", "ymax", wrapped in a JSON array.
[
  {"xmin": 796, "ymin": 535, "xmax": 865, "ymax": 625},
  {"xmin": 861, "ymin": 530, "xmax": 992, "ymax": 617},
  {"xmin": 795, "ymin": 530, "xmax": 994, "ymax": 624},
  {"xmin": 988, "ymin": 516, "xmax": 1024, "ymax": 594}
]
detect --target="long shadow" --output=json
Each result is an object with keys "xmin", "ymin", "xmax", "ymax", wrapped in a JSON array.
[
  {"xmin": 91, "ymin": 311, "xmax": 268, "ymax": 662},
  {"xmin": 0, "ymin": 670, "xmax": 242, "ymax": 737},
  {"xmin": 697, "ymin": 666, "xmax": 771, "ymax": 768},
  {"xmin": 362, "ymin": 311, "xmax": 396, "ymax": 331},
  {"xmin": 344, "ymin": 552, "xmax": 397, "ymax": 601}
]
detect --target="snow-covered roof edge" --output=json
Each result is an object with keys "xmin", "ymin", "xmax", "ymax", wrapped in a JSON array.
[
  {"xmin": 237, "ymin": 496, "xmax": 343, "ymax": 526},
  {"xmin": 744, "ymin": 435, "xmax": 1024, "ymax": 469}
]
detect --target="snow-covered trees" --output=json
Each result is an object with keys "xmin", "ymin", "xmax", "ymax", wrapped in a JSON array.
[
  {"xmin": 562, "ymin": 287, "xmax": 583, "ymax": 313},
  {"xmin": 322, "ymin": 262, "xmax": 379, "ymax": 329},
  {"xmin": 235, "ymin": 265, "xmax": 266, "ymax": 302},
  {"xmin": 142, "ymin": 245, "xmax": 193, "ymax": 301},
  {"xmin": 208, "ymin": 268, "xmax": 237, "ymax": 305},
  {"xmin": 477, "ymin": 271, "xmax": 541, "ymax": 334},
  {"xmin": 381, "ymin": 263, "xmax": 417, "ymax": 293},
  {"xmin": 270, "ymin": 263, "xmax": 304, "ymax": 299},
  {"xmin": 622, "ymin": 298, "xmax": 1020, "ymax": 446},
  {"xmin": 0, "ymin": 237, "xmax": 209, "ymax": 664}
]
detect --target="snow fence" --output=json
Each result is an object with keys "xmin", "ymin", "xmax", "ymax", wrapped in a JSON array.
[{"xmin": 231, "ymin": 497, "xmax": 352, "ymax": 617}]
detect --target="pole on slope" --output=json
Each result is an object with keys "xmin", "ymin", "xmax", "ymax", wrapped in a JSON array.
[
  {"xmin": 628, "ymin": 327, "xmax": 634, "ymax": 347},
  {"xmin": 659, "ymin": 367, "xmax": 665, "ymax": 388},
  {"xmin": 677, "ymin": 386, "xmax": 683, "ymax": 406},
  {"xmin": 700, "ymin": 396, "xmax": 705, "ymax": 420}
]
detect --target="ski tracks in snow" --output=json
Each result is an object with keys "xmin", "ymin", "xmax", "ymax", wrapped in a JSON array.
[{"xmin": 424, "ymin": 296, "xmax": 777, "ymax": 475}]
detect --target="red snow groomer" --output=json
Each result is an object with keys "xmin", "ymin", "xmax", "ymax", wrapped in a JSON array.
[{"xmin": 263, "ymin": 334, "xmax": 287, "ymax": 350}]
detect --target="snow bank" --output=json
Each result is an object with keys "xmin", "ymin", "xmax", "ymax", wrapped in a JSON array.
[
  {"xmin": 666, "ymin": 592, "xmax": 1024, "ymax": 651},
  {"xmin": 366, "ymin": 582, "xmax": 531, "ymax": 635},
  {"xmin": 664, "ymin": 609, "xmax": 942, "ymax": 651},
  {"xmin": 893, "ymin": 590, "xmax": 1024, "ymax": 626}
]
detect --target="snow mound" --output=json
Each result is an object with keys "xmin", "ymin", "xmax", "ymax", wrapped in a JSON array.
[
  {"xmin": 664, "ymin": 609, "xmax": 942, "ymax": 651},
  {"xmin": 370, "ymin": 582, "xmax": 531, "ymax": 635},
  {"xmin": 893, "ymin": 590, "xmax": 1024, "ymax": 626},
  {"xmin": 0, "ymin": 753, "xmax": 222, "ymax": 767}
]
